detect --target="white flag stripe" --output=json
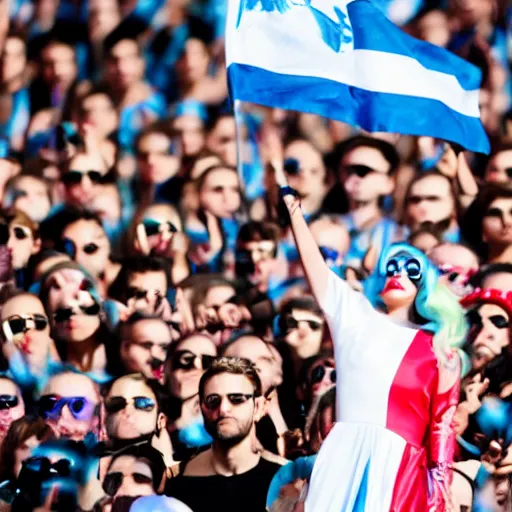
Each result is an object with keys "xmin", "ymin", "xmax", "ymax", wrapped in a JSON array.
[{"xmin": 228, "ymin": 14, "xmax": 479, "ymax": 117}]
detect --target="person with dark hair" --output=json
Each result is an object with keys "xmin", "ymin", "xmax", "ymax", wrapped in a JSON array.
[
  {"xmin": 471, "ymin": 263, "xmax": 512, "ymax": 292},
  {"xmin": 461, "ymin": 184, "xmax": 512, "ymax": 263},
  {"xmin": 323, "ymin": 135, "xmax": 405, "ymax": 268},
  {"xmin": 0, "ymin": 376, "xmax": 25, "ymax": 448},
  {"xmin": 165, "ymin": 357, "xmax": 285, "ymax": 512},
  {"xmin": 484, "ymin": 142, "xmax": 512, "ymax": 185}
]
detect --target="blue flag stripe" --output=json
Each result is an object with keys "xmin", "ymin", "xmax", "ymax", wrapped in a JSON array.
[
  {"xmin": 228, "ymin": 63, "xmax": 490, "ymax": 154},
  {"xmin": 349, "ymin": 1, "xmax": 481, "ymax": 91}
]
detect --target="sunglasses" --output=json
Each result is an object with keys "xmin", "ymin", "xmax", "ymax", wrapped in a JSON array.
[
  {"xmin": 283, "ymin": 158, "xmax": 301, "ymax": 176},
  {"xmin": 141, "ymin": 219, "xmax": 178, "ymax": 238},
  {"xmin": 345, "ymin": 164, "xmax": 379, "ymax": 178},
  {"xmin": 466, "ymin": 310, "xmax": 510, "ymax": 330},
  {"xmin": 319, "ymin": 246, "xmax": 340, "ymax": 263},
  {"xmin": 103, "ymin": 471, "xmax": 153, "ymax": 497},
  {"xmin": 311, "ymin": 365, "xmax": 336, "ymax": 385},
  {"xmin": 10, "ymin": 226, "xmax": 31, "ymax": 240},
  {"xmin": 2, "ymin": 314, "xmax": 48, "ymax": 338},
  {"xmin": 484, "ymin": 207, "xmax": 512, "ymax": 220},
  {"xmin": 284, "ymin": 316, "xmax": 323, "ymax": 332},
  {"xmin": 62, "ymin": 170, "xmax": 104, "ymax": 187},
  {"xmin": 53, "ymin": 303, "xmax": 101, "ymax": 323},
  {"xmin": 104, "ymin": 396, "xmax": 156, "ymax": 414},
  {"xmin": 24, "ymin": 456, "xmax": 73, "ymax": 476},
  {"xmin": 0, "ymin": 395, "xmax": 18, "ymax": 410},
  {"xmin": 203, "ymin": 393, "xmax": 255, "ymax": 411},
  {"xmin": 39, "ymin": 395, "xmax": 95, "ymax": 421},
  {"xmin": 385, "ymin": 257, "xmax": 422, "ymax": 281},
  {"xmin": 407, "ymin": 195, "xmax": 442, "ymax": 205},
  {"xmin": 126, "ymin": 287, "xmax": 163, "ymax": 302},
  {"xmin": 172, "ymin": 350, "xmax": 215, "ymax": 371}
]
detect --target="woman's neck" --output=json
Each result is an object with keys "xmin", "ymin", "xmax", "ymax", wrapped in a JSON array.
[
  {"xmin": 349, "ymin": 200, "xmax": 382, "ymax": 229},
  {"xmin": 65, "ymin": 334, "xmax": 102, "ymax": 373},
  {"xmin": 387, "ymin": 305, "xmax": 419, "ymax": 329}
]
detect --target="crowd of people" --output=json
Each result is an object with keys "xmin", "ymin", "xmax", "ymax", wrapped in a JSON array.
[{"xmin": 0, "ymin": 0, "xmax": 510, "ymax": 510}]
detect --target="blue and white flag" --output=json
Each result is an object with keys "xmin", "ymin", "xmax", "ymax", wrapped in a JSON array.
[{"xmin": 226, "ymin": 0, "xmax": 490, "ymax": 154}]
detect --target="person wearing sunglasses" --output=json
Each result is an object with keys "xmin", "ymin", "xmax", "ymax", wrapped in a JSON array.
[
  {"xmin": 104, "ymin": 374, "xmax": 167, "ymax": 446},
  {"xmin": 119, "ymin": 314, "xmax": 173, "ymax": 383},
  {"xmin": 1, "ymin": 292, "xmax": 60, "ymax": 385},
  {"xmin": 323, "ymin": 135, "xmax": 403, "ymax": 268},
  {"xmin": 279, "ymin": 297, "xmax": 327, "ymax": 362},
  {"xmin": 39, "ymin": 371, "xmax": 100, "ymax": 441},
  {"xmin": 60, "ymin": 151, "xmax": 110, "ymax": 208},
  {"xmin": 103, "ymin": 443, "xmax": 167, "ymax": 502},
  {"xmin": 222, "ymin": 334, "xmax": 287, "ymax": 457},
  {"xmin": 0, "ymin": 377, "xmax": 25, "ymax": 448},
  {"xmin": 460, "ymin": 288, "xmax": 512, "ymax": 372},
  {"xmin": 278, "ymin": 165, "xmax": 467, "ymax": 511},
  {"xmin": 165, "ymin": 357, "xmax": 284, "ymax": 512},
  {"xmin": 4, "ymin": 209, "xmax": 41, "ymax": 275},
  {"xmin": 52, "ymin": 208, "xmax": 121, "ymax": 297}
]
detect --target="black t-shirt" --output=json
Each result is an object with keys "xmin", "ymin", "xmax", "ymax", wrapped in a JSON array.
[{"xmin": 165, "ymin": 457, "xmax": 281, "ymax": 512}]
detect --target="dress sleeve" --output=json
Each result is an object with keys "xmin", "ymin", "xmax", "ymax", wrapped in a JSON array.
[
  {"xmin": 317, "ymin": 269, "xmax": 385, "ymax": 349},
  {"xmin": 427, "ymin": 356, "xmax": 461, "ymax": 512}
]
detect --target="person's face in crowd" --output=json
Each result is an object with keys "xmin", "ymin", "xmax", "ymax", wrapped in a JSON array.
[
  {"xmin": 45, "ymin": 268, "xmax": 101, "ymax": 343},
  {"xmin": 238, "ymin": 238, "xmax": 278, "ymax": 288},
  {"xmin": 306, "ymin": 357, "xmax": 336, "ymax": 403},
  {"xmin": 341, "ymin": 146, "xmax": 394, "ymax": 204},
  {"xmin": 13, "ymin": 434, "xmax": 42, "ymax": 479},
  {"xmin": 416, "ymin": 10, "xmax": 450, "ymax": 48},
  {"xmin": 106, "ymin": 39, "xmax": 144, "ymax": 90},
  {"xmin": 126, "ymin": 270, "xmax": 168, "ymax": 314},
  {"xmin": 137, "ymin": 132, "xmax": 178, "ymax": 185},
  {"xmin": 0, "ymin": 379, "xmax": 24, "ymax": 443},
  {"xmin": 199, "ymin": 168, "xmax": 241, "ymax": 219},
  {"xmin": 41, "ymin": 43, "xmax": 77, "ymax": 91},
  {"xmin": 168, "ymin": 335, "xmax": 217, "ymax": 400},
  {"xmin": 429, "ymin": 244, "xmax": 479, "ymax": 298},
  {"xmin": 482, "ymin": 198, "xmax": 512, "ymax": 250},
  {"xmin": 494, "ymin": 474, "xmax": 512, "ymax": 509},
  {"xmin": 204, "ymin": 284, "xmax": 236, "ymax": 309},
  {"xmin": 172, "ymin": 114, "xmax": 205, "ymax": 158},
  {"xmin": 88, "ymin": 3, "xmax": 121, "ymax": 43},
  {"xmin": 178, "ymin": 39, "xmax": 210, "ymax": 86},
  {"xmin": 310, "ymin": 218, "xmax": 349, "ymax": 269},
  {"xmin": 105, "ymin": 455, "xmax": 155, "ymax": 500},
  {"xmin": 135, "ymin": 204, "xmax": 181, "ymax": 256},
  {"xmin": 202, "ymin": 372, "xmax": 261, "ymax": 443},
  {"xmin": 406, "ymin": 175, "xmax": 455, "ymax": 228},
  {"xmin": 206, "ymin": 117, "xmax": 237, "ymax": 166},
  {"xmin": 1, "ymin": 36, "xmax": 26, "ymax": 83},
  {"xmin": 62, "ymin": 152, "xmax": 108, "ymax": 207},
  {"xmin": 1, "ymin": 294, "xmax": 51, "ymax": 357},
  {"xmin": 481, "ymin": 272, "xmax": 512, "ymax": 293},
  {"xmin": 62, "ymin": 219, "xmax": 111, "ymax": 280},
  {"xmin": 9, "ymin": 176, "xmax": 51, "ymax": 223},
  {"xmin": 121, "ymin": 319, "xmax": 172, "ymax": 382},
  {"xmin": 485, "ymin": 150, "xmax": 512, "ymax": 185},
  {"xmin": 283, "ymin": 309, "xmax": 325, "ymax": 360},
  {"xmin": 284, "ymin": 141, "xmax": 329, "ymax": 201},
  {"xmin": 81, "ymin": 93, "xmax": 118, "ymax": 140},
  {"xmin": 41, "ymin": 373, "xmax": 99, "ymax": 441},
  {"xmin": 106, "ymin": 376, "xmax": 162, "ymax": 440},
  {"xmin": 380, "ymin": 255, "xmax": 420, "ymax": 313},
  {"xmin": 223, "ymin": 336, "xmax": 282, "ymax": 396},
  {"xmin": 7, "ymin": 222, "xmax": 40, "ymax": 270},
  {"xmin": 466, "ymin": 303, "xmax": 511, "ymax": 371},
  {"xmin": 89, "ymin": 184, "xmax": 122, "ymax": 225}
]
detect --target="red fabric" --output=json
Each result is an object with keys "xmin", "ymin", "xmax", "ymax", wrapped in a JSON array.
[{"xmin": 387, "ymin": 330, "xmax": 442, "ymax": 511}]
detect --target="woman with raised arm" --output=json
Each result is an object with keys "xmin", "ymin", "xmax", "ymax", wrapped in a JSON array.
[{"xmin": 273, "ymin": 155, "xmax": 467, "ymax": 511}]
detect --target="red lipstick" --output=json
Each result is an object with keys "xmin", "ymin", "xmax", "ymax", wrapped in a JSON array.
[{"xmin": 382, "ymin": 277, "xmax": 405, "ymax": 294}]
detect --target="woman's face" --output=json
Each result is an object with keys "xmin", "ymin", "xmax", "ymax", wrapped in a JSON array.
[
  {"xmin": 167, "ymin": 335, "xmax": 217, "ymax": 400},
  {"xmin": 199, "ymin": 169, "xmax": 241, "ymax": 219},
  {"xmin": 482, "ymin": 198, "xmax": 512, "ymax": 249},
  {"xmin": 62, "ymin": 219, "xmax": 111, "ymax": 280},
  {"xmin": 45, "ymin": 268, "xmax": 101, "ymax": 343},
  {"xmin": 284, "ymin": 309, "xmax": 325, "ymax": 359},
  {"xmin": 380, "ymin": 255, "xmax": 421, "ymax": 314},
  {"xmin": 495, "ymin": 474, "xmax": 511, "ymax": 508}
]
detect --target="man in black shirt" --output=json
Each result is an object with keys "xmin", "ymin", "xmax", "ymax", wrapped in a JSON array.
[{"xmin": 165, "ymin": 357, "xmax": 285, "ymax": 511}]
